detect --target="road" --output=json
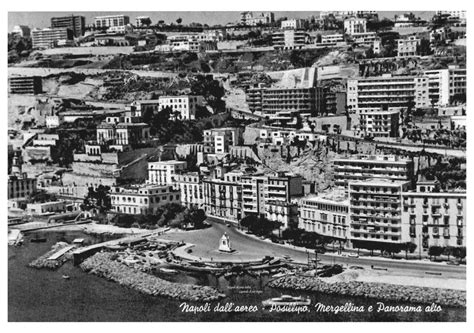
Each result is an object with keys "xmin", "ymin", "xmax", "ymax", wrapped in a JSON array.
[{"xmin": 161, "ymin": 222, "xmax": 465, "ymax": 280}]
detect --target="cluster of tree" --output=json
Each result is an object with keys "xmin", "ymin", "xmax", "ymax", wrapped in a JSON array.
[
  {"xmin": 8, "ymin": 33, "xmax": 32, "ymax": 63},
  {"xmin": 419, "ymin": 160, "xmax": 466, "ymax": 190},
  {"xmin": 281, "ymin": 228, "xmax": 334, "ymax": 250},
  {"xmin": 352, "ymin": 240, "xmax": 418, "ymax": 258},
  {"xmin": 111, "ymin": 204, "xmax": 206, "ymax": 230},
  {"xmin": 240, "ymin": 214, "xmax": 282, "ymax": 237},
  {"xmin": 428, "ymin": 246, "xmax": 466, "ymax": 262},
  {"xmin": 81, "ymin": 185, "xmax": 112, "ymax": 214},
  {"xmin": 190, "ymin": 74, "xmax": 226, "ymax": 113},
  {"xmin": 289, "ymin": 49, "xmax": 330, "ymax": 68},
  {"xmin": 27, "ymin": 190, "xmax": 57, "ymax": 204},
  {"xmin": 49, "ymin": 129, "xmax": 94, "ymax": 167}
]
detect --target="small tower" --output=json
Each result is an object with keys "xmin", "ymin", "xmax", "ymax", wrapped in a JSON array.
[{"xmin": 218, "ymin": 232, "xmax": 233, "ymax": 252}]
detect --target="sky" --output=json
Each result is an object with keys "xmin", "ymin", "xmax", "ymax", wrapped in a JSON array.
[{"xmin": 8, "ymin": 11, "xmax": 436, "ymax": 31}]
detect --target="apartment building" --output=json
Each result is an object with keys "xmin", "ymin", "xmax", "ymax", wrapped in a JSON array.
[
  {"xmin": 247, "ymin": 86, "xmax": 324, "ymax": 117},
  {"xmin": 349, "ymin": 179, "xmax": 411, "ymax": 245},
  {"xmin": 320, "ymin": 34, "xmax": 344, "ymax": 44},
  {"xmin": 281, "ymin": 19, "xmax": 305, "ymax": 30},
  {"xmin": 240, "ymin": 12, "xmax": 275, "ymax": 26},
  {"xmin": 334, "ymin": 155, "xmax": 414, "ymax": 188},
  {"xmin": 94, "ymin": 15, "xmax": 130, "ymax": 28},
  {"xmin": 359, "ymin": 110, "xmax": 400, "ymax": 138},
  {"xmin": 158, "ymin": 95, "xmax": 204, "ymax": 120},
  {"xmin": 402, "ymin": 182, "xmax": 466, "ymax": 251},
  {"xmin": 12, "ymin": 25, "xmax": 31, "ymax": 37},
  {"xmin": 31, "ymin": 28, "xmax": 74, "ymax": 49},
  {"xmin": 344, "ymin": 17, "xmax": 367, "ymax": 35},
  {"xmin": 203, "ymin": 127, "xmax": 242, "ymax": 154},
  {"xmin": 298, "ymin": 190, "xmax": 350, "ymax": 241},
  {"xmin": 175, "ymin": 172, "xmax": 204, "ymax": 208},
  {"xmin": 147, "ymin": 160, "xmax": 187, "ymax": 186},
  {"xmin": 241, "ymin": 172, "xmax": 303, "ymax": 227},
  {"xmin": 26, "ymin": 201, "xmax": 67, "ymax": 215},
  {"xmin": 397, "ymin": 35, "xmax": 420, "ymax": 57},
  {"xmin": 8, "ymin": 174, "xmax": 37, "ymax": 200},
  {"xmin": 110, "ymin": 184, "xmax": 180, "ymax": 215},
  {"xmin": 347, "ymin": 74, "xmax": 430, "ymax": 111},
  {"xmin": 203, "ymin": 171, "xmax": 243, "ymax": 224},
  {"xmin": 351, "ymin": 32, "xmax": 378, "ymax": 45},
  {"xmin": 272, "ymin": 29, "xmax": 309, "ymax": 49},
  {"xmin": 9, "ymin": 76, "xmax": 42, "ymax": 95},
  {"xmin": 424, "ymin": 66, "xmax": 467, "ymax": 106},
  {"xmin": 51, "ymin": 15, "xmax": 85, "ymax": 37}
]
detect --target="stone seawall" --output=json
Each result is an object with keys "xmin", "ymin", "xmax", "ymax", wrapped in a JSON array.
[
  {"xmin": 80, "ymin": 252, "xmax": 226, "ymax": 302},
  {"xmin": 268, "ymin": 275, "xmax": 465, "ymax": 308}
]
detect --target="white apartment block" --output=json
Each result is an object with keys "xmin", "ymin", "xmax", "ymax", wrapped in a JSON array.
[
  {"xmin": 299, "ymin": 191, "xmax": 350, "ymax": 241},
  {"xmin": 94, "ymin": 15, "xmax": 130, "ymax": 28},
  {"xmin": 148, "ymin": 160, "xmax": 187, "ymax": 186},
  {"xmin": 320, "ymin": 34, "xmax": 344, "ymax": 44},
  {"xmin": 334, "ymin": 155, "xmax": 414, "ymax": 188},
  {"xmin": 349, "ymin": 179, "xmax": 411, "ymax": 245},
  {"xmin": 344, "ymin": 17, "xmax": 367, "ymax": 35},
  {"xmin": 272, "ymin": 30, "xmax": 309, "ymax": 50},
  {"xmin": 347, "ymin": 74, "xmax": 430, "ymax": 112},
  {"xmin": 397, "ymin": 36, "xmax": 420, "ymax": 57},
  {"xmin": 359, "ymin": 110, "xmax": 400, "ymax": 138},
  {"xmin": 110, "ymin": 184, "xmax": 180, "ymax": 215},
  {"xmin": 424, "ymin": 66, "xmax": 466, "ymax": 106},
  {"xmin": 351, "ymin": 32, "xmax": 378, "ymax": 45},
  {"xmin": 158, "ymin": 95, "xmax": 204, "ymax": 120},
  {"xmin": 31, "ymin": 28, "xmax": 74, "ymax": 49},
  {"xmin": 203, "ymin": 127, "xmax": 242, "ymax": 154},
  {"xmin": 175, "ymin": 172, "xmax": 204, "ymax": 208},
  {"xmin": 402, "ymin": 183, "xmax": 466, "ymax": 251},
  {"xmin": 281, "ymin": 19, "xmax": 304, "ymax": 30}
]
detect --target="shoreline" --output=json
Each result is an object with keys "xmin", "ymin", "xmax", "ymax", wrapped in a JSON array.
[{"xmin": 268, "ymin": 275, "xmax": 466, "ymax": 308}]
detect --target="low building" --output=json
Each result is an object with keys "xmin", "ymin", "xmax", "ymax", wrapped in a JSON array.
[
  {"xmin": 281, "ymin": 19, "xmax": 305, "ymax": 30},
  {"xmin": 31, "ymin": 27, "xmax": 74, "ymax": 49},
  {"xmin": 334, "ymin": 155, "xmax": 414, "ymax": 188},
  {"xmin": 51, "ymin": 15, "xmax": 85, "ymax": 37},
  {"xmin": 158, "ymin": 95, "xmax": 204, "ymax": 120},
  {"xmin": 147, "ymin": 160, "xmax": 187, "ymax": 186},
  {"xmin": 402, "ymin": 182, "xmax": 466, "ymax": 251},
  {"xmin": 272, "ymin": 30, "xmax": 309, "ymax": 50},
  {"xmin": 397, "ymin": 35, "xmax": 420, "ymax": 57},
  {"xmin": 26, "ymin": 201, "xmax": 67, "ymax": 215},
  {"xmin": 110, "ymin": 184, "xmax": 180, "ymax": 215},
  {"xmin": 94, "ymin": 15, "xmax": 130, "ymax": 28},
  {"xmin": 320, "ymin": 34, "xmax": 344, "ymax": 44},
  {"xmin": 344, "ymin": 17, "xmax": 367, "ymax": 35},
  {"xmin": 299, "ymin": 190, "xmax": 350, "ymax": 241},
  {"xmin": 359, "ymin": 109, "xmax": 400, "ymax": 138},
  {"xmin": 9, "ymin": 76, "xmax": 42, "ymax": 95},
  {"xmin": 203, "ymin": 127, "xmax": 243, "ymax": 154}
]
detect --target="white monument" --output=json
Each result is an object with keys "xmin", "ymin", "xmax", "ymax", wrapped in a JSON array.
[{"xmin": 218, "ymin": 232, "xmax": 233, "ymax": 252}]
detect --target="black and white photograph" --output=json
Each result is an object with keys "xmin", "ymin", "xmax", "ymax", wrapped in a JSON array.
[{"xmin": 5, "ymin": 1, "xmax": 470, "ymax": 324}]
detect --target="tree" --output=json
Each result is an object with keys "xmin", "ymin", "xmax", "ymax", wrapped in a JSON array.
[
  {"xmin": 82, "ymin": 185, "xmax": 111, "ymax": 214},
  {"xmin": 404, "ymin": 242, "xmax": 417, "ymax": 259},
  {"xmin": 139, "ymin": 17, "xmax": 152, "ymax": 26},
  {"xmin": 428, "ymin": 246, "xmax": 444, "ymax": 260},
  {"xmin": 176, "ymin": 18, "xmax": 182, "ymax": 25}
]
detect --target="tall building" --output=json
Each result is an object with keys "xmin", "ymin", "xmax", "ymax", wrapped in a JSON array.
[
  {"xmin": 349, "ymin": 179, "xmax": 411, "ymax": 246},
  {"xmin": 147, "ymin": 160, "xmax": 187, "ymax": 186},
  {"xmin": 9, "ymin": 76, "xmax": 42, "ymax": 94},
  {"xmin": 347, "ymin": 74, "xmax": 430, "ymax": 112},
  {"xmin": 298, "ymin": 190, "xmax": 350, "ymax": 241},
  {"xmin": 31, "ymin": 27, "xmax": 74, "ymax": 49},
  {"xmin": 94, "ymin": 15, "xmax": 130, "ymax": 28},
  {"xmin": 272, "ymin": 29, "xmax": 309, "ymax": 49},
  {"xmin": 51, "ymin": 15, "xmax": 85, "ymax": 37},
  {"xmin": 424, "ymin": 66, "xmax": 467, "ymax": 106},
  {"xmin": 203, "ymin": 128, "xmax": 242, "ymax": 154},
  {"xmin": 401, "ymin": 182, "xmax": 466, "ymax": 251},
  {"xmin": 344, "ymin": 17, "xmax": 367, "ymax": 35},
  {"xmin": 175, "ymin": 172, "xmax": 204, "ymax": 208},
  {"xmin": 359, "ymin": 110, "xmax": 400, "ymax": 138},
  {"xmin": 333, "ymin": 155, "xmax": 414, "ymax": 188}
]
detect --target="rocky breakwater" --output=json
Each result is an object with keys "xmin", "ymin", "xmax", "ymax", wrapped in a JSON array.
[
  {"xmin": 29, "ymin": 242, "xmax": 71, "ymax": 269},
  {"xmin": 80, "ymin": 252, "xmax": 226, "ymax": 302},
  {"xmin": 268, "ymin": 275, "xmax": 466, "ymax": 308}
]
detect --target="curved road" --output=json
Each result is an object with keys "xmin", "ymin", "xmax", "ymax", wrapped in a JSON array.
[{"xmin": 161, "ymin": 222, "xmax": 465, "ymax": 280}]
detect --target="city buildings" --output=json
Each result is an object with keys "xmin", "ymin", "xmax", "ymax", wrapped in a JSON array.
[
  {"xmin": 147, "ymin": 160, "xmax": 187, "ymax": 186},
  {"xmin": 344, "ymin": 17, "xmax": 367, "ymax": 35},
  {"xmin": 94, "ymin": 15, "xmax": 130, "ymax": 29},
  {"xmin": 298, "ymin": 190, "xmax": 350, "ymax": 241},
  {"xmin": 110, "ymin": 184, "xmax": 180, "ymax": 215},
  {"xmin": 31, "ymin": 27, "xmax": 74, "ymax": 49},
  {"xmin": 9, "ymin": 76, "xmax": 42, "ymax": 94},
  {"xmin": 397, "ymin": 35, "xmax": 420, "ymax": 57},
  {"xmin": 401, "ymin": 181, "xmax": 466, "ymax": 251},
  {"xmin": 320, "ymin": 34, "xmax": 344, "ymax": 44},
  {"xmin": 349, "ymin": 179, "xmax": 411, "ymax": 245},
  {"xmin": 158, "ymin": 95, "xmax": 205, "ymax": 120},
  {"xmin": 203, "ymin": 127, "xmax": 243, "ymax": 154},
  {"xmin": 272, "ymin": 29, "xmax": 309, "ymax": 49},
  {"xmin": 51, "ymin": 15, "xmax": 85, "ymax": 37},
  {"xmin": 347, "ymin": 74, "xmax": 430, "ymax": 111},
  {"xmin": 334, "ymin": 155, "xmax": 414, "ymax": 187},
  {"xmin": 359, "ymin": 109, "xmax": 400, "ymax": 138}
]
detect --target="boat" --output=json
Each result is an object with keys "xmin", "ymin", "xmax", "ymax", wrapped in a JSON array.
[
  {"xmin": 159, "ymin": 268, "xmax": 178, "ymax": 274},
  {"xmin": 30, "ymin": 237, "xmax": 47, "ymax": 243},
  {"xmin": 62, "ymin": 275, "xmax": 70, "ymax": 280},
  {"xmin": 262, "ymin": 295, "xmax": 311, "ymax": 308}
]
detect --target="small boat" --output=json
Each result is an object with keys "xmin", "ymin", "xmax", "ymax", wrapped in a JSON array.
[
  {"xmin": 62, "ymin": 275, "xmax": 70, "ymax": 280},
  {"xmin": 262, "ymin": 295, "xmax": 311, "ymax": 308},
  {"xmin": 31, "ymin": 237, "xmax": 47, "ymax": 243},
  {"xmin": 272, "ymin": 272, "xmax": 287, "ymax": 279},
  {"xmin": 159, "ymin": 268, "xmax": 178, "ymax": 274}
]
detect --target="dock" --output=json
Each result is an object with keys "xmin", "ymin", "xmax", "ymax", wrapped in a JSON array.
[{"xmin": 47, "ymin": 245, "xmax": 75, "ymax": 260}]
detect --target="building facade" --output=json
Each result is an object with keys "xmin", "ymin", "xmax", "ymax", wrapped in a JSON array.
[
  {"xmin": 272, "ymin": 29, "xmax": 309, "ymax": 49},
  {"xmin": 158, "ymin": 95, "xmax": 204, "ymax": 120},
  {"xmin": 51, "ymin": 15, "xmax": 85, "ymax": 37},
  {"xmin": 281, "ymin": 19, "xmax": 305, "ymax": 30},
  {"xmin": 344, "ymin": 17, "xmax": 367, "ymax": 35},
  {"xmin": 147, "ymin": 160, "xmax": 187, "ymax": 186},
  {"xmin": 31, "ymin": 28, "xmax": 74, "ymax": 49},
  {"xmin": 8, "ymin": 174, "xmax": 37, "ymax": 200},
  {"xmin": 94, "ymin": 15, "xmax": 130, "ymax": 28},
  {"xmin": 175, "ymin": 172, "xmax": 204, "ymax": 208},
  {"xmin": 424, "ymin": 66, "xmax": 467, "ymax": 106},
  {"xmin": 359, "ymin": 110, "xmax": 400, "ymax": 138},
  {"xmin": 203, "ymin": 127, "xmax": 243, "ymax": 154},
  {"xmin": 397, "ymin": 35, "xmax": 420, "ymax": 57},
  {"xmin": 9, "ymin": 76, "xmax": 42, "ymax": 94}
]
